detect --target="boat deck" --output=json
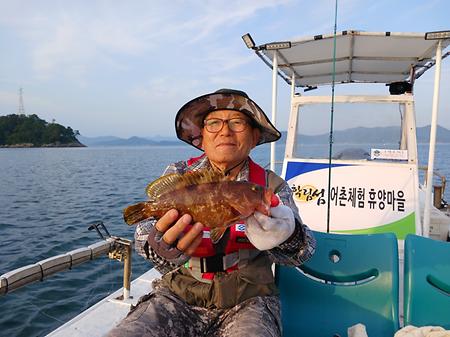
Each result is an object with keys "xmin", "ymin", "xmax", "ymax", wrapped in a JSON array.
[{"xmin": 46, "ymin": 268, "xmax": 161, "ymax": 337}]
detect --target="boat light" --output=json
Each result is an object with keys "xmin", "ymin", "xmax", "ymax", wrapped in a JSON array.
[
  {"xmin": 264, "ymin": 41, "xmax": 292, "ymax": 50},
  {"xmin": 242, "ymin": 33, "xmax": 256, "ymax": 49},
  {"xmin": 304, "ymin": 85, "xmax": 318, "ymax": 92},
  {"xmin": 425, "ymin": 30, "xmax": 450, "ymax": 40}
]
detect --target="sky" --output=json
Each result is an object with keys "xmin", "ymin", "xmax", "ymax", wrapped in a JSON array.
[{"xmin": 0, "ymin": 0, "xmax": 449, "ymax": 138}]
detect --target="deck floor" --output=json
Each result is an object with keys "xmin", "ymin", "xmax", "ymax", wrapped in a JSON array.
[{"xmin": 46, "ymin": 269, "xmax": 161, "ymax": 337}]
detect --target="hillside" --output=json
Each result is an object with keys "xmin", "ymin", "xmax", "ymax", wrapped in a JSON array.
[
  {"xmin": 79, "ymin": 125, "xmax": 450, "ymax": 147},
  {"xmin": 290, "ymin": 125, "xmax": 450, "ymax": 144},
  {"xmin": 77, "ymin": 135, "xmax": 179, "ymax": 147},
  {"xmin": 0, "ymin": 114, "xmax": 84, "ymax": 147}
]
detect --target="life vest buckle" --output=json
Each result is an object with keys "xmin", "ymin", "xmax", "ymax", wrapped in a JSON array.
[
  {"xmin": 188, "ymin": 252, "xmax": 240, "ymax": 274},
  {"xmin": 200, "ymin": 253, "xmax": 225, "ymax": 273}
]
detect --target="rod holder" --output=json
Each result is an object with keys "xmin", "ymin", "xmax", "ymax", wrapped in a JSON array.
[{"xmin": 108, "ymin": 237, "xmax": 132, "ymax": 300}]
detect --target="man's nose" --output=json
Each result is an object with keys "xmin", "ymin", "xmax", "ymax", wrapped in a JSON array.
[{"xmin": 218, "ymin": 121, "xmax": 233, "ymax": 135}]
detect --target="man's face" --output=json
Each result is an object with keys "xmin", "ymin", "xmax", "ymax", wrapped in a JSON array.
[{"xmin": 200, "ymin": 110, "xmax": 260, "ymax": 170}]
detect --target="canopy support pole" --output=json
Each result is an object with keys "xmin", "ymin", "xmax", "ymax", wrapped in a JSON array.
[
  {"xmin": 423, "ymin": 40, "xmax": 443, "ymax": 238},
  {"xmin": 270, "ymin": 51, "xmax": 278, "ymax": 172},
  {"xmin": 291, "ymin": 73, "xmax": 296, "ymax": 98}
]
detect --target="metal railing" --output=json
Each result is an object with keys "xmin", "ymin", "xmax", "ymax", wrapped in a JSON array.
[
  {"xmin": 0, "ymin": 222, "xmax": 132, "ymax": 299},
  {"xmin": 419, "ymin": 166, "xmax": 447, "ymax": 209}
]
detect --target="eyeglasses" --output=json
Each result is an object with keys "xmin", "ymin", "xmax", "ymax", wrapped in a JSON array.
[{"xmin": 203, "ymin": 118, "xmax": 250, "ymax": 133}]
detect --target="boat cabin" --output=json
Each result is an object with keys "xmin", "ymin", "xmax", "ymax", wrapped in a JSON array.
[{"xmin": 246, "ymin": 30, "xmax": 450, "ymax": 240}]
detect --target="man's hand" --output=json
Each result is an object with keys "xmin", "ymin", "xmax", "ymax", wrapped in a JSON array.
[
  {"xmin": 245, "ymin": 204, "xmax": 295, "ymax": 251},
  {"xmin": 147, "ymin": 209, "xmax": 204, "ymax": 260}
]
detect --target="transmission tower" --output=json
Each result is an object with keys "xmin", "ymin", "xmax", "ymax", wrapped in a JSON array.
[{"xmin": 18, "ymin": 87, "xmax": 25, "ymax": 115}]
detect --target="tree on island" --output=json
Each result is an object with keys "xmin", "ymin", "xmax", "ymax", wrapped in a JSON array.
[{"xmin": 0, "ymin": 114, "xmax": 83, "ymax": 147}]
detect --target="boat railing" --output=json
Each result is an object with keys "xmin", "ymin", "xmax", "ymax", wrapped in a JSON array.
[
  {"xmin": 419, "ymin": 166, "xmax": 448, "ymax": 209},
  {"xmin": 0, "ymin": 222, "xmax": 132, "ymax": 299}
]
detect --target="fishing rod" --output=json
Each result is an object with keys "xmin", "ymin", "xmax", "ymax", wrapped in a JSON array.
[{"xmin": 326, "ymin": 0, "xmax": 339, "ymax": 233}]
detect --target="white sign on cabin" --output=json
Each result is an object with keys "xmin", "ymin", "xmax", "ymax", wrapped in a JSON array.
[
  {"xmin": 371, "ymin": 149, "xmax": 408, "ymax": 161},
  {"xmin": 283, "ymin": 160, "xmax": 417, "ymax": 239}
]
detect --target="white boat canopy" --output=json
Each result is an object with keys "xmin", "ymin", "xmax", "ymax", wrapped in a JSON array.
[{"xmin": 254, "ymin": 30, "xmax": 450, "ymax": 87}]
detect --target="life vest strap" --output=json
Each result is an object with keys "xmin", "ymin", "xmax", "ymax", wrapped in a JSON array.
[
  {"xmin": 188, "ymin": 251, "xmax": 239, "ymax": 273},
  {"xmin": 186, "ymin": 249, "xmax": 260, "ymax": 282}
]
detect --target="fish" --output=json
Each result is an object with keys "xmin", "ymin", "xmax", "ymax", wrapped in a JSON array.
[{"xmin": 123, "ymin": 169, "xmax": 274, "ymax": 242}]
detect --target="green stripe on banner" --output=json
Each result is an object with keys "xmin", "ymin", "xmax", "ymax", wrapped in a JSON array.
[{"xmin": 333, "ymin": 212, "xmax": 416, "ymax": 239}]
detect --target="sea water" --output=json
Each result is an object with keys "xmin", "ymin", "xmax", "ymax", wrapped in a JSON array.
[{"xmin": 1, "ymin": 143, "xmax": 449, "ymax": 337}]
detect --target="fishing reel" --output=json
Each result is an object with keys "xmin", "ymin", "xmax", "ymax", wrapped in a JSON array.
[{"xmin": 88, "ymin": 222, "xmax": 133, "ymax": 299}]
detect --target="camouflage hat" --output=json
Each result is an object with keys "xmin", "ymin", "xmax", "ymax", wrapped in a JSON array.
[{"xmin": 175, "ymin": 89, "xmax": 281, "ymax": 150}]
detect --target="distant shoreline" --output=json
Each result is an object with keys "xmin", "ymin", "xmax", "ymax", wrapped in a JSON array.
[
  {"xmin": 78, "ymin": 125, "xmax": 450, "ymax": 146},
  {"xmin": 0, "ymin": 142, "xmax": 86, "ymax": 148},
  {"xmin": 2, "ymin": 141, "xmax": 450, "ymax": 149}
]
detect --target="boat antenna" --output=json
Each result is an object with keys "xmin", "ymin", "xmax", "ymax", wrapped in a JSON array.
[{"xmin": 326, "ymin": 0, "xmax": 339, "ymax": 233}]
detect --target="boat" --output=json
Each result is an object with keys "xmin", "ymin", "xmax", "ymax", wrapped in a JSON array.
[{"xmin": 1, "ymin": 29, "xmax": 450, "ymax": 336}]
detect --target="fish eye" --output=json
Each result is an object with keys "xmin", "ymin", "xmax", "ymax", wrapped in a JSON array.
[{"xmin": 251, "ymin": 185, "xmax": 262, "ymax": 192}]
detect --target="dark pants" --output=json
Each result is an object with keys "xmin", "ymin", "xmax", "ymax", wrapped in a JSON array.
[{"xmin": 106, "ymin": 285, "xmax": 282, "ymax": 337}]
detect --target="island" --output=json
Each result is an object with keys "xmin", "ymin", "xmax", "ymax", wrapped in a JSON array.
[{"xmin": 0, "ymin": 114, "xmax": 85, "ymax": 148}]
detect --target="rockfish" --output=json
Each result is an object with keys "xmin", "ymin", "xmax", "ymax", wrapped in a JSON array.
[{"xmin": 123, "ymin": 169, "xmax": 274, "ymax": 242}]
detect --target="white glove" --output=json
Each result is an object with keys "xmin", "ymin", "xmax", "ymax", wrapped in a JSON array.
[{"xmin": 245, "ymin": 204, "xmax": 295, "ymax": 251}]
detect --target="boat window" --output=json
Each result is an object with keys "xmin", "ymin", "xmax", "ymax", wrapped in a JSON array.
[{"xmin": 293, "ymin": 102, "xmax": 404, "ymax": 161}]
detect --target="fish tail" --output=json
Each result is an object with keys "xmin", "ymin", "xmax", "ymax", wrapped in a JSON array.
[{"xmin": 123, "ymin": 202, "xmax": 150, "ymax": 225}]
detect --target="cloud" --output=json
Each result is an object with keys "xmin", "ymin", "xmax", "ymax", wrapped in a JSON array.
[
  {"xmin": 198, "ymin": 46, "xmax": 256, "ymax": 77},
  {"xmin": 176, "ymin": 0, "xmax": 292, "ymax": 44},
  {"xmin": 1, "ymin": 0, "xmax": 448, "ymax": 136},
  {"xmin": 0, "ymin": 0, "xmax": 293, "ymax": 82},
  {"xmin": 129, "ymin": 76, "xmax": 202, "ymax": 103},
  {"xmin": 0, "ymin": 2, "xmax": 163, "ymax": 80}
]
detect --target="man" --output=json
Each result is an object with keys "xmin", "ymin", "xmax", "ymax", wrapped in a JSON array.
[{"xmin": 108, "ymin": 89, "xmax": 315, "ymax": 337}]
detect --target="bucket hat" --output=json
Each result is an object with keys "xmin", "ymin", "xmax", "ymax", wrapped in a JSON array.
[{"xmin": 175, "ymin": 88, "xmax": 281, "ymax": 150}]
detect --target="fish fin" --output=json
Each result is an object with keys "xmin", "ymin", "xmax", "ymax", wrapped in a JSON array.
[
  {"xmin": 146, "ymin": 169, "xmax": 226, "ymax": 199},
  {"xmin": 123, "ymin": 202, "xmax": 149, "ymax": 225},
  {"xmin": 210, "ymin": 227, "xmax": 227, "ymax": 243}
]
